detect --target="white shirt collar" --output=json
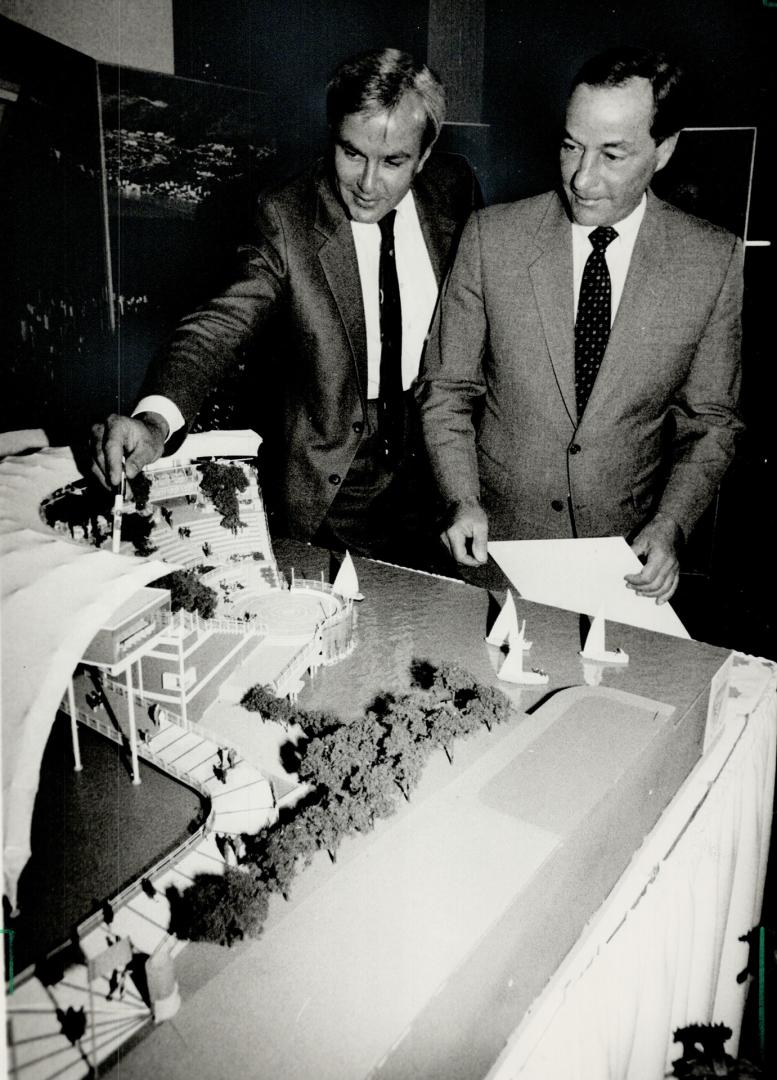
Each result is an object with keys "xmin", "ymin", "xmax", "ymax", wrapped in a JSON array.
[{"xmin": 571, "ymin": 192, "xmax": 647, "ymax": 247}]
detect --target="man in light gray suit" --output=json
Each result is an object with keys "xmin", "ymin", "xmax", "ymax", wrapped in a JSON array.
[{"xmin": 419, "ymin": 47, "xmax": 743, "ymax": 602}]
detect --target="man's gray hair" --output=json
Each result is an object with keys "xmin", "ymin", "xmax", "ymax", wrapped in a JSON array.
[{"xmin": 326, "ymin": 48, "xmax": 446, "ymax": 153}]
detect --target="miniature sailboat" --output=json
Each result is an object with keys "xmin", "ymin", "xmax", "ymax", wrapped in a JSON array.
[
  {"xmin": 332, "ymin": 550, "xmax": 364, "ymax": 601},
  {"xmin": 580, "ymin": 607, "xmax": 629, "ymax": 664},
  {"xmin": 485, "ymin": 590, "xmax": 531, "ymax": 650},
  {"xmin": 497, "ymin": 620, "xmax": 548, "ymax": 685}
]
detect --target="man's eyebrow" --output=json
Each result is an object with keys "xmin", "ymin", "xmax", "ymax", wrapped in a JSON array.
[
  {"xmin": 562, "ymin": 131, "xmax": 633, "ymax": 150},
  {"xmin": 336, "ymin": 137, "xmax": 412, "ymax": 161}
]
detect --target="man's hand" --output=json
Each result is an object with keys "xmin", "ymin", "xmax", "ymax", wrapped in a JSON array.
[
  {"xmin": 625, "ymin": 511, "xmax": 682, "ymax": 604},
  {"xmin": 441, "ymin": 498, "xmax": 489, "ymax": 567},
  {"xmin": 90, "ymin": 412, "xmax": 169, "ymax": 490}
]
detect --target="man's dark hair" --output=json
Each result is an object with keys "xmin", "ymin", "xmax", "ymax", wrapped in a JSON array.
[
  {"xmin": 326, "ymin": 48, "xmax": 446, "ymax": 153},
  {"xmin": 571, "ymin": 47, "xmax": 685, "ymax": 143}
]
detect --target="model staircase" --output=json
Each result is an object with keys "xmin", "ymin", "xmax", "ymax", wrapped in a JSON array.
[{"xmin": 5, "ymin": 719, "xmax": 279, "ymax": 1079}]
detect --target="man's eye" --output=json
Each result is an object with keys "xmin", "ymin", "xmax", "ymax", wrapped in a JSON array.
[
  {"xmin": 342, "ymin": 146, "xmax": 359, "ymax": 159},
  {"xmin": 561, "ymin": 143, "xmax": 579, "ymax": 154},
  {"xmin": 384, "ymin": 159, "xmax": 403, "ymax": 168},
  {"xmin": 604, "ymin": 152, "xmax": 624, "ymax": 162}
]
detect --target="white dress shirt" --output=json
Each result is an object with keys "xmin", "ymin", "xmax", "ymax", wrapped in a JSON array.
[
  {"xmin": 136, "ymin": 189, "xmax": 438, "ymax": 434},
  {"xmin": 571, "ymin": 194, "xmax": 647, "ymax": 324},
  {"xmin": 350, "ymin": 188, "xmax": 438, "ymax": 399}
]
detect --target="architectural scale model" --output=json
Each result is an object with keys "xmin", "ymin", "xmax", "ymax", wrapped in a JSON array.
[{"xmin": 1, "ymin": 432, "xmax": 733, "ymax": 1080}]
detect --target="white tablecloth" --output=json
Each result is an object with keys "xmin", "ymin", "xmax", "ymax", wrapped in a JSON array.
[{"xmin": 488, "ymin": 653, "xmax": 777, "ymax": 1080}]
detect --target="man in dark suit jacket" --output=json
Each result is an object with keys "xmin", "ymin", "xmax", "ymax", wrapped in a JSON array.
[
  {"xmin": 419, "ymin": 47, "xmax": 743, "ymax": 602},
  {"xmin": 90, "ymin": 48, "xmax": 481, "ymax": 573}
]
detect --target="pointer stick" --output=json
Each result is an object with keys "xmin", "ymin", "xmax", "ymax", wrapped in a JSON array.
[{"xmin": 111, "ymin": 470, "xmax": 126, "ymax": 554}]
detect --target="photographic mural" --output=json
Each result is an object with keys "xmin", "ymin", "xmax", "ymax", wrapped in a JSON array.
[{"xmin": 98, "ymin": 65, "xmax": 283, "ymax": 429}]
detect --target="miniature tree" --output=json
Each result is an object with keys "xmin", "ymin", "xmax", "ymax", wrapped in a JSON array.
[
  {"xmin": 381, "ymin": 723, "xmax": 428, "ymax": 801},
  {"xmin": 167, "ymin": 867, "xmax": 269, "ymax": 946},
  {"xmin": 154, "ymin": 568, "xmax": 217, "ymax": 619},
  {"xmin": 256, "ymin": 828, "xmax": 304, "ymax": 901},
  {"xmin": 471, "ymin": 682, "xmax": 513, "ymax": 729},
  {"xmin": 349, "ymin": 761, "xmax": 398, "ymax": 826},
  {"xmin": 425, "ymin": 700, "xmax": 478, "ymax": 765},
  {"xmin": 298, "ymin": 718, "xmax": 379, "ymax": 796},
  {"xmin": 299, "ymin": 709, "xmax": 342, "ymax": 738},
  {"xmin": 377, "ymin": 689, "xmax": 431, "ymax": 744},
  {"xmin": 199, "ymin": 460, "xmax": 248, "ymax": 533},
  {"xmin": 296, "ymin": 801, "xmax": 344, "ymax": 864},
  {"xmin": 241, "ymin": 684, "xmax": 300, "ymax": 727}
]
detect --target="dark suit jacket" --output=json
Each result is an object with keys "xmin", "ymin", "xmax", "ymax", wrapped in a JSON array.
[
  {"xmin": 141, "ymin": 153, "xmax": 482, "ymax": 538},
  {"xmin": 418, "ymin": 189, "xmax": 744, "ymax": 543}
]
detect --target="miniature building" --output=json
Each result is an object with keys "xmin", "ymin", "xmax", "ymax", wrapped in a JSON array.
[{"xmin": 82, "ymin": 587, "xmax": 171, "ymax": 668}]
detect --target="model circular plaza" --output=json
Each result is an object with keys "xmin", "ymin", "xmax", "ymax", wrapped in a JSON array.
[{"xmin": 233, "ymin": 586, "xmax": 340, "ymax": 637}]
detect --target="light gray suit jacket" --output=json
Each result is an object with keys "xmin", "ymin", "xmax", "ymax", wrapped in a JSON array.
[{"xmin": 418, "ymin": 189, "xmax": 744, "ymax": 542}]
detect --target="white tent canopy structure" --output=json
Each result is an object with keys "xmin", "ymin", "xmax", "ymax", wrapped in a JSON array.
[
  {"xmin": 0, "ymin": 447, "xmax": 175, "ymax": 911},
  {"xmin": 0, "ymin": 433, "xmax": 260, "ymax": 911}
]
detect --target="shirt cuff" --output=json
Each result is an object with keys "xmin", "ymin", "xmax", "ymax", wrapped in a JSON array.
[{"xmin": 133, "ymin": 396, "xmax": 185, "ymax": 441}]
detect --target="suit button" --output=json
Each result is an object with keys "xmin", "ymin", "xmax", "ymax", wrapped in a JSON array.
[
  {"xmin": 352, "ymin": 421, "xmax": 364, "ymax": 434},
  {"xmin": 551, "ymin": 499, "xmax": 564, "ymax": 512},
  {"xmin": 569, "ymin": 443, "xmax": 581, "ymax": 454},
  {"xmin": 329, "ymin": 474, "xmax": 341, "ymax": 486}
]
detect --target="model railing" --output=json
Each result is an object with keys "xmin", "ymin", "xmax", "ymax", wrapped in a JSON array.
[
  {"xmin": 157, "ymin": 607, "xmax": 265, "ymax": 638},
  {"xmin": 269, "ymin": 636, "xmax": 320, "ymax": 694},
  {"xmin": 290, "ymin": 577, "xmax": 337, "ymax": 596}
]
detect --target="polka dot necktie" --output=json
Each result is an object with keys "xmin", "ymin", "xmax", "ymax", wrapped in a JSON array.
[
  {"xmin": 574, "ymin": 225, "xmax": 618, "ymax": 419},
  {"xmin": 377, "ymin": 209, "xmax": 404, "ymax": 462}
]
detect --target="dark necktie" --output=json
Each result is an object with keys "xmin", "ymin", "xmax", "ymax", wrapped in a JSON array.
[
  {"xmin": 377, "ymin": 209, "xmax": 403, "ymax": 461},
  {"xmin": 574, "ymin": 225, "xmax": 618, "ymax": 419}
]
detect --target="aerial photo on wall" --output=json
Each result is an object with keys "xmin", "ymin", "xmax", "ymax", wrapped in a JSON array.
[{"xmin": 98, "ymin": 65, "xmax": 284, "ymax": 423}]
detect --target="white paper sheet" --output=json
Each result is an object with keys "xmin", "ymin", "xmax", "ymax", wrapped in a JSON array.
[{"xmin": 488, "ymin": 537, "xmax": 689, "ymax": 638}]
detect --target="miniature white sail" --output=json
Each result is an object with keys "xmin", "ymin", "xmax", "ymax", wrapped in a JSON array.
[
  {"xmin": 332, "ymin": 550, "xmax": 364, "ymax": 601},
  {"xmin": 485, "ymin": 590, "xmax": 531, "ymax": 650},
  {"xmin": 498, "ymin": 620, "xmax": 548, "ymax": 685},
  {"xmin": 580, "ymin": 607, "xmax": 629, "ymax": 664}
]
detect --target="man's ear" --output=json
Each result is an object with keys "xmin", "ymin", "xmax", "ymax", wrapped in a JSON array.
[
  {"xmin": 415, "ymin": 144, "xmax": 433, "ymax": 174},
  {"xmin": 654, "ymin": 131, "xmax": 680, "ymax": 174}
]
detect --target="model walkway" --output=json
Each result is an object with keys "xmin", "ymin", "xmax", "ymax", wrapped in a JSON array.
[
  {"xmin": 5, "ymin": 717, "xmax": 284, "ymax": 1080},
  {"xmin": 146, "ymin": 509, "xmax": 271, "ymax": 569}
]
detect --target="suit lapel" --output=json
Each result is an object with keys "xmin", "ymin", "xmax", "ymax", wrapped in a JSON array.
[
  {"xmin": 581, "ymin": 193, "xmax": 669, "ymax": 425},
  {"xmin": 528, "ymin": 194, "xmax": 577, "ymax": 427},
  {"xmin": 413, "ymin": 179, "xmax": 458, "ymax": 283},
  {"xmin": 314, "ymin": 171, "xmax": 368, "ymax": 395}
]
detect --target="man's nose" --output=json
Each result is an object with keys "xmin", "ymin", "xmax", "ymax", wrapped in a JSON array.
[
  {"xmin": 572, "ymin": 151, "xmax": 599, "ymax": 194},
  {"xmin": 358, "ymin": 159, "xmax": 378, "ymax": 193}
]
